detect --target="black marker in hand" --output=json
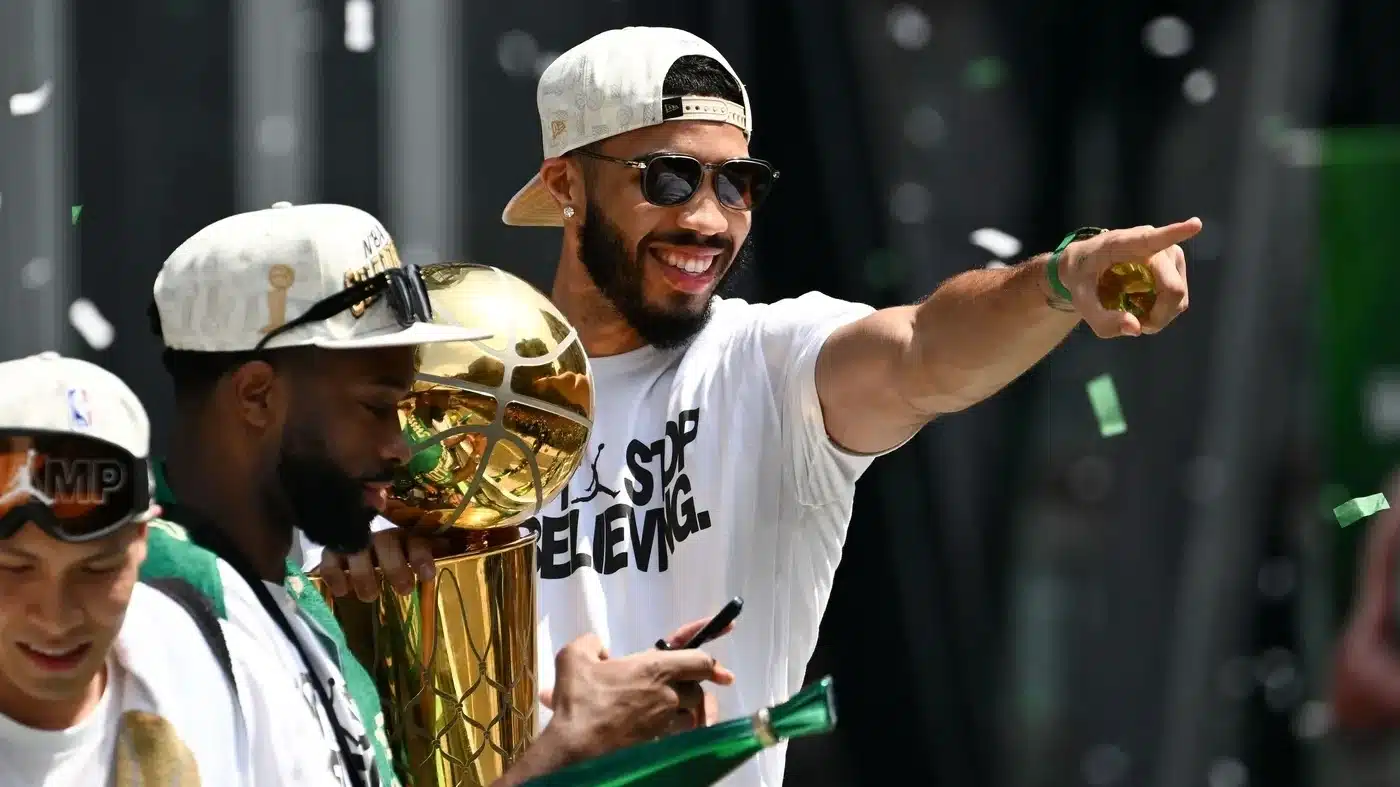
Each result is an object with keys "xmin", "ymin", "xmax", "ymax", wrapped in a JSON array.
[{"xmin": 656, "ymin": 597, "xmax": 744, "ymax": 651}]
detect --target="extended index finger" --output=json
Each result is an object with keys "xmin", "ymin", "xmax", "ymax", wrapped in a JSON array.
[{"xmin": 1104, "ymin": 218, "xmax": 1203, "ymax": 258}]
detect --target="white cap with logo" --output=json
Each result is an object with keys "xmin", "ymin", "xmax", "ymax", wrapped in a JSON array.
[
  {"xmin": 0, "ymin": 352, "xmax": 149, "ymax": 459},
  {"xmin": 153, "ymin": 202, "xmax": 492, "ymax": 352},
  {"xmin": 500, "ymin": 26, "xmax": 752, "ymax": 228}
]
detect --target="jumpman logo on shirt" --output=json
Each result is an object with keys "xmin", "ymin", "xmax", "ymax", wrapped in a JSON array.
[{"xmin": 568, "ymin": 444, "xmax": 618, "ymax": 505}]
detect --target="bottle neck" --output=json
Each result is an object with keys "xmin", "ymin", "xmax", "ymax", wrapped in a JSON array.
[{"xmin": 751, "ymin": 707, "xmax": 779, "ymax": 749}]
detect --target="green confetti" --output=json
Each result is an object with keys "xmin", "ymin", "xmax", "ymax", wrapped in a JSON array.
[
  {"xmin": 1334, "ymin": 493, "xmax": 1390, "ymax": 528},
  {"xmin": 71, "ymin": 205, "xmax": 82, "ymax": 225},
  {"xmin": 1086, "ymin": 374, "xmax": 1127, "ymax": 437},
  {"xmin": 964, "ymin": 57, "xmax": 1007, "ymax": 91}
]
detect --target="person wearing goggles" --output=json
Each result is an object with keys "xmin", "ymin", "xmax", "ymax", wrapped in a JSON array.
[
  {"xmin": 140, "ymin": 202, "xmax": 736, "ymax": 787},
  {"xmin": 0, "ymin": 353, "xmax": 289, "ymax": 786}
]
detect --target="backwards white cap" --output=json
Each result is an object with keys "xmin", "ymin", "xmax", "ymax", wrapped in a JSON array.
[{"xmin": 501, "ymin": 27, "xmax": 752, "ymax": 228}]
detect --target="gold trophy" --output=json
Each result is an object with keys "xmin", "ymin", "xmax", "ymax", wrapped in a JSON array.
[
  {"xmin": 1098, "ymin": 263, "xmax": 1156, "ymax": 319},
  {"xmin": 317, "ymin": 263, "xmax": 594, "ymax": 787}
]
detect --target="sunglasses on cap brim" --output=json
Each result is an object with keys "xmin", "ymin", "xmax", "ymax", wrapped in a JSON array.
[
  {"xmin": 573, "ymin": 150, "xmax": 779, "ymax": 212},
  {"xmin": 0, "ymin": 430, "xmax": 150, "ymax": 544},
  {"xmin": 254, "ymin": 264, "xmax": 435, "ymax": 351}
]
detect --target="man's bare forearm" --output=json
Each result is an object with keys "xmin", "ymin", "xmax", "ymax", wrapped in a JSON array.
[{"xmin": 906, "ymin": 254, "xmax": 1080, "ymax": 414}]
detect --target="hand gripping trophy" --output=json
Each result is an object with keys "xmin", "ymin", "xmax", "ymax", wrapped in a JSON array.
[{"xmin": 317, "ymin": 263, "xmax": 594, "ymax": 787}]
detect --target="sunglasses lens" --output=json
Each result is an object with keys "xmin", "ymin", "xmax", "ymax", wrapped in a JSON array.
[
  {"xmin": 0, "ymin": 433, "xmax": 144, "ymax": 542},
  {"xmin": 643, "ymin": 156, "xmax": 704, "ymax": 206},
  {"xmin": 716, "ymin": 160, "xmax": 775, "ymax": 210}
]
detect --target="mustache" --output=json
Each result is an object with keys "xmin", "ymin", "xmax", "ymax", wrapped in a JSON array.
[{"xmin": 645, "ymin": 232, "xmax": 731, "ymax": 252}]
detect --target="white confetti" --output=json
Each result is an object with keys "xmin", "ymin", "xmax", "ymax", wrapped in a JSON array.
[
  {"xmin": 890, "ymin": 182, "xmax": 933, "ymax": 225},
  {"xmin": 534, "ymin": 51, "xmax": 560, "ymax": 79},
  {"xmin": 69, "ymin": 298, "xmax": 115, "ymax": 350},
  {"xmin": 886, "ymin": 5, "xmax": 932, "ymax": 50},
  {"xmin": 904, "ymin": 105, "xmax": 946, "ymax": 148},
  {"xmin": 257, "ymin": 116, "xmax": 296, "ymax": 156},
  {"xmin": 344, "ymin": 0, "xmax": 374, "ymax": 52},
  {"xmin": 1183, "ymin": 69, "xmax": 1217, "ymax": 105},
  {"xmin": 498, "ymin": 31, "xmax": 539, "ymax": 78},
  {"xmin": 9, "ymin": 80, "xmax": 53, "ymax": 116},
  {"xmin": 1207, "ymin": 758, "xmax": 1247, "ymax": 787},
  {"xmin": 1278, "ymin": 128, "xmax": 1323, "ymax": 168},
  {"xmin": 1293, "ymin": 700, "xmax": 1331, "ymax": 739},
  {"xmin": 21, "ymin": 258, "xmax": 52, "ymax": 289},
  {"xmin": 970, "ymin": 228, "xmax": 1022, "ymax": 259},
  {"xmin": 1082, "ymin": 744, "xmax": 1130, "ymax": 786},
  {"xmin": 1143, "ymin": 16, "xmax": 1193, "ymax": 58},
  {"xmin": 1366, "ymin": 372, "xmax": 1400, "ymax": 440}
]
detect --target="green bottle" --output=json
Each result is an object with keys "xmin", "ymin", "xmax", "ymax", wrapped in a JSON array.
[{"xmin": 522, "ymin": 677, "xmax": 838, "ymax": 787}]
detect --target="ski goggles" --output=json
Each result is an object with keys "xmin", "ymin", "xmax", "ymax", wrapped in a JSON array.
[
  {"xmin": 573, "ymin": 151, "xmax": 778, "ymax": 212},
  {"xmin": 254, "ymin": 264, "xmax": 435, "ymax": 351},
  {"xmin": 0, "ymin": 430, "xmax": 149, "ymax": 543}
]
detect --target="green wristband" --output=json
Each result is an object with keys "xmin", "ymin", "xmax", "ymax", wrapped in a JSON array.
[{"xmin": 1046, "ymin": 227, "xmax": 1106, "ymax": 303}]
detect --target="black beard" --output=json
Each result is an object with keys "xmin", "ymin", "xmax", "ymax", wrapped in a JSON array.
[
  {"xmin": 576, "ymin": 197, "xmax": 752, "ymax": 350},
  {"xmin": 268, "ymin": 421, "xmax": 379, "ymax": 555}
]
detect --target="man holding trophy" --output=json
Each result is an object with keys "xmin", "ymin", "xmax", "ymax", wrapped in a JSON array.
[
  {"xmin": 139, "ymin": 202, "xmax": 735, "ymax": 787},
  {"xmin": 309, "ymin": 25, "xmax": 1203, "ymax": 787}
]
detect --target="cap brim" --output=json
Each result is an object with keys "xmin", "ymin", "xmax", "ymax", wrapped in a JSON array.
[
  {"xmin": 501, "ymin": 174, "xmax": 564, "ymax": 227},
  {"xmin": 313, "ymin": 320, "xmax": 492, "ymax": 350}
]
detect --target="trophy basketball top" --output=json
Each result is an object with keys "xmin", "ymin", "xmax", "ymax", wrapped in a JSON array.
[{"xmin": 388, "ymin": 263, "xmax": 595, "ymax": 535}]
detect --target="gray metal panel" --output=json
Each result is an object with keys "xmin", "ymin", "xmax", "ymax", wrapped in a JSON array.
[
  {"xmin": 0, "ymin": 0, "xmax": 74, "ymax": 360},
  {"xmin": 233, "ymin": 0, "xmax": 318, "ymax": 210},
  {"xmin": 381, "ymin": 0, "xmax": 462, "ymax": 267}
]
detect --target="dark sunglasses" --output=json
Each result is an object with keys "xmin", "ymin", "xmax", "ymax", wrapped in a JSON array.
[
  {"xmin": 0, "ymin": 430, "xmax": 149, "ymax": 543},
  {"xmin": 574, "ymin": 150, "xmax": 778, "ymax": 212},
  {"xmin": 254, "ymin": 264, "xmax": 434, "ymax": 351}
]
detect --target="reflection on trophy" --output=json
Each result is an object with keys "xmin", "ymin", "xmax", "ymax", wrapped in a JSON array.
[{"xmin": 315, "ymin": 263, "xmax": 594, "ymax": 787}]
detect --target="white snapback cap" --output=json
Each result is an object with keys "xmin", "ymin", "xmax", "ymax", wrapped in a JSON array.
[
  {"xmin": 501, "ymin": 26, "xmax": 752, "ymax": 228},
  {"xmin": 153, "ymin": 202, "xmax": 492, "ymax": 352},
  {"xmin": 0, "ymin": 352, "xmax": 149, "ymax": 459}
]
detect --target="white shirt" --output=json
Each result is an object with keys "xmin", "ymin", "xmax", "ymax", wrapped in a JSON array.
[
  {"xmin": 0, "ymin": 584, "xmax": 248, "ymax": 787},
  {"xmin": 533, "ymin": 293, "xmax": 885, "ymax": 787},
  {"xmin": 217, "ymin": 563, "xmax": 384, "ymax": 787},
  {"xmin": 292, "ymin": 293, "xmax": 880, "ymax": 786}
]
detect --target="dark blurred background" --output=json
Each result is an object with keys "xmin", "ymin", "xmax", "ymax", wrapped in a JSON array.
[{"xmin": 3, "ymin": 0, "xmax": 1400, "ymax": 784}]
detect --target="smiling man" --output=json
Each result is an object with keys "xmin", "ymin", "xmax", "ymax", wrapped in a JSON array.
[
  {"xmin": 317, "ymin": 26, "xmax": 1201, "ymax": 787},
  {"xmin": 142, "ymin": 202, "xmax": 739, "ymax": 787},
  {"xmin": 0, "ymin": 353, "xmax": 258, "ymax": 786}
]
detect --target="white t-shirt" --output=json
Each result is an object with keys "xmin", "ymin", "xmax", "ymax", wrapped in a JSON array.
[
  {"xmin": 217, "ymin": 562, "xmax": 385, "ymax": 787},
  {"xmin": 532, "ymin": 293, "xmax": 883, "ymax": 787},
  {"xmin": 0, "ymin": 584, "xmax": 248, "ymax": 786}
]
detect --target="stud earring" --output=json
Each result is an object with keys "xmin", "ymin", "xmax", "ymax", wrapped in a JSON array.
[{"xmin": 562, "ymin": 206, "xmax": 575, "ymax": 219}]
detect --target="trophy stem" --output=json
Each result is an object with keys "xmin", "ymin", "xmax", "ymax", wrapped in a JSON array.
[{"xmin": 318, "ymin": 526, "xmax": 539, "ymax": 787}]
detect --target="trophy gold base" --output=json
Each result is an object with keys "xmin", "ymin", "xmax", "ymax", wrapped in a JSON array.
[{"xmin": 316, "ymin": 527, "xmax": 539, "ymax": 787}]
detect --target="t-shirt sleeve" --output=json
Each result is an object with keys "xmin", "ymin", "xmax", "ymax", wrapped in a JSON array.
[{"xmin": 753, "ymin": 291, "xmax": 886, "ymax": 506}]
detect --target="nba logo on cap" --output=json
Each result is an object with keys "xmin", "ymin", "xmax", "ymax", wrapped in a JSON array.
[{"xmin": 67, "ymin": 388, "xmax": 92, "ymax": 430}]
